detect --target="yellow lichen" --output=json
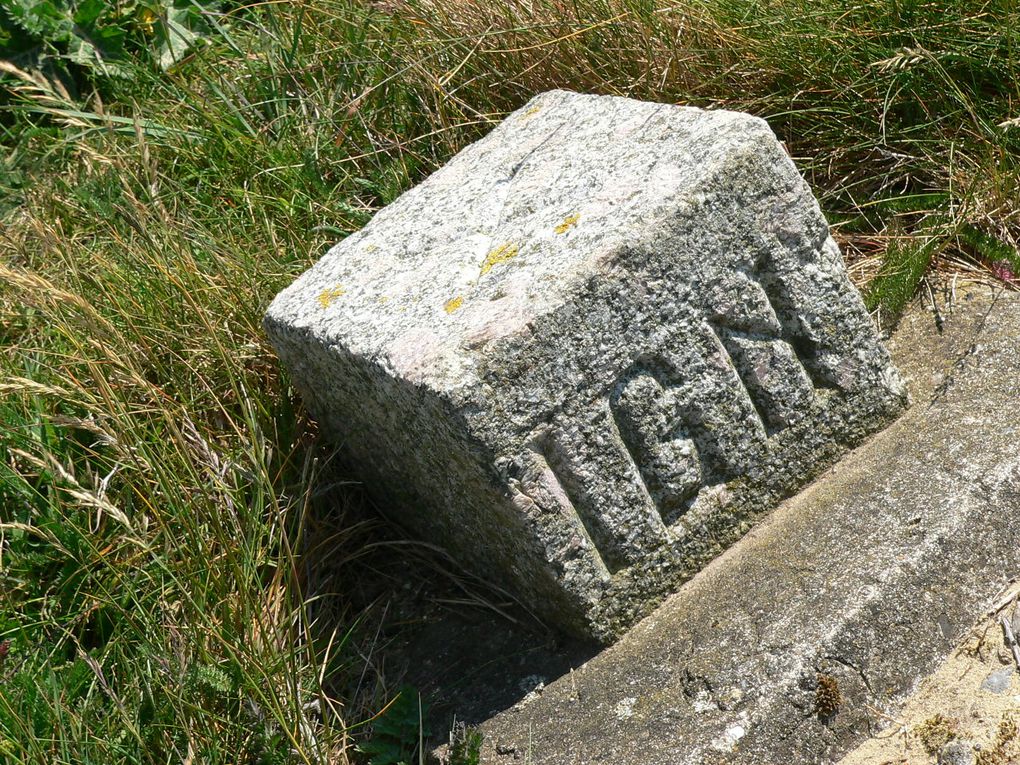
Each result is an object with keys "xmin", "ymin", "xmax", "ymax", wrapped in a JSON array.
[
  {"xmin": 479, "ymin": 242, "xmax": 518, "ymax": 276},
  {"xmin": 555, "ymin": 213, "xmax": 580, "ymax": 234},
  {"xmin": 444, "ymin": 295, "xmax": 464, "ymax": 314},
  {"xmin": 518, "ymin": 105, "xmax": 542, "ymax": 122},
  {"xmin": 317, "ymin": 284, "xmax": 346, "ymax": 308}
]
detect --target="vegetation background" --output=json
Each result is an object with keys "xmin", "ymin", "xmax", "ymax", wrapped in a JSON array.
[{"xmin": 1, "ymin": 0, "xmax": 1018, "ymax": 762}]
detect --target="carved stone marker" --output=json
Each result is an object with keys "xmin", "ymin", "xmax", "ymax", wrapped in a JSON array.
[{"xmin": 264, "ymin": 90, "xmax": 908, "ymax": 642}]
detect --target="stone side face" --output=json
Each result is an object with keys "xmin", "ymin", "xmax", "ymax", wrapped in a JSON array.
[{"xmin": 264, "ymin": 90, "xmax": 908, "ymax": 643}]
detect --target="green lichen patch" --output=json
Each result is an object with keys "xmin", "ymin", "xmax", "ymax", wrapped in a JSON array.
[
  {"xmin": 976, "ymin": 713, "xmax": 1019, "ymax": 765},
  {"xmin": 444, "ymin": 295, "xmax": 464, "ymax": 314},
  {"xmin": 915, "ymin": 714, "xmax": 958, "ymax": 754}
]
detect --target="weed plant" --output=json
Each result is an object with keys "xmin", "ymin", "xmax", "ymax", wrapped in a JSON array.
[{"xmin": 1, "ymin": 1, "xmax": 1019, "ymax": 763}]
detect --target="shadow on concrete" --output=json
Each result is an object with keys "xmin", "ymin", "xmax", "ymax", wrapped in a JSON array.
[
  {"xmin": 390, "ymin": 601, "xmax": 598, "ymax": 731},
  {"xmin": 301, "ymin": 470, "xmax": 598, "ymax": 735}
]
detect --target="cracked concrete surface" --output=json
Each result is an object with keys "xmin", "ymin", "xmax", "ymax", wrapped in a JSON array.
[
  {"xmin": 838, "ymin": 584, "xmax": 1020, "ymax": 765},
  {"xmin": 472, "ymin": 288, "xmax": 1020, "ymax": 764}
]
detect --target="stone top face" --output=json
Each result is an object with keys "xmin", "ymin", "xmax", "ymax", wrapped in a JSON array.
[
  {"xmin": 265, "ymin": 90, "xmax": 908, "ymax": 642},
  {"xmin": 267, "ymin": 90, "xmax": 781, "ymax": 392}
]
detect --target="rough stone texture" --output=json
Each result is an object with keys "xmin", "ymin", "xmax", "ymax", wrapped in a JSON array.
[
  {"xmin": 264, "ymin": 89, "xmax": 907, "ymax": 642},
  {"xmin": 980, "ymin": 667, "xmax": 1013, "ymax": 694},
  {"xmin": 477, "ymin": 289, "xmax": 1020, "ymax": 763},
  {"xmin": 939, "ymin": 741, "xmax": 975, "ymax": 765}
]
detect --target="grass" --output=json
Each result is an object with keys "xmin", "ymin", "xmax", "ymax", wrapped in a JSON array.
[{"xmin": 1, "ymin": 0, "xmax": 1019, "ymax": 763}]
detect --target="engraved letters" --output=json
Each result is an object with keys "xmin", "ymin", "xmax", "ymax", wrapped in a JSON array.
[
  {"xmin": 706, "ymin": 270, "xmax": 816, "ymax": 433},
  {"xmin": 610, "ymin": 363, "xmax": 702, "ymax": 526},
  {"xmin": 525, "ymin": 267, "xmax": 824, "ymax": 570}
]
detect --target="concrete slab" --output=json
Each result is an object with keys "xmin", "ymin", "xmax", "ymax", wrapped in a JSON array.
[
  {"xmin": 837, "ymin": 584, "xmax": 1019, "ymax": 764},
  {"xmin": 475, "ymin": 288, "xmax": 1020, "ymax": 764}
]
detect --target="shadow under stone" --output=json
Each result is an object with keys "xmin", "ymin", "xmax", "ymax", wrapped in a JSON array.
[
  {"xmin": 389, "ymin": 603, "xmax": 598, "ymax": 732},
  {"xmin": 300, "ymin": 468, "xmax": 598, "ymax": 737}
]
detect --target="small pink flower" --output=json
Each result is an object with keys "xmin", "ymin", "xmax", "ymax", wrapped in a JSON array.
[{"xmin": 991, "ymin": 260, "xmax": 1016, "ymax": 283}]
